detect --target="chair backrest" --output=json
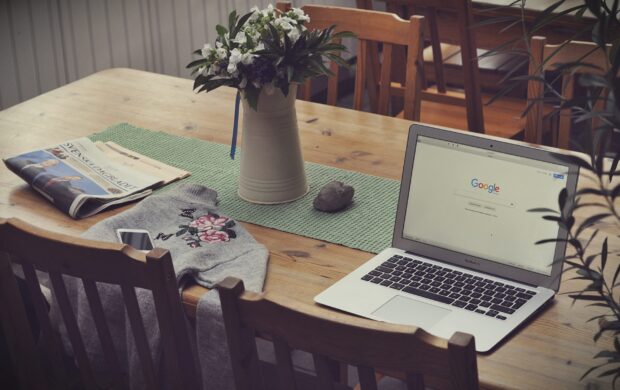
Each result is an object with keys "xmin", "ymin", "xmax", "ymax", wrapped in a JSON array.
[
  {"xmin": 526, "ymin": 36, "xmax": 611, "ymax": 147},
  {"xmin": 371, "ymin": 0, "xmax": 485, "ymax": 132},
  {"xmin": 0, "ymin": 218, "xmax": 200, "ymax": 390},
  {"xmin": 276, "ymin": 2, "xmax": 424, "ymax": 121},
  {"xmin": 217, "ymin": 277, "xmax": 480, "ymax": 390}
]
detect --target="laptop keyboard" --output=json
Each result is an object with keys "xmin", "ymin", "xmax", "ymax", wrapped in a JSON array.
[{"xmin": 361, "ymin": 255, "xmax": 537, "ymax": 320}]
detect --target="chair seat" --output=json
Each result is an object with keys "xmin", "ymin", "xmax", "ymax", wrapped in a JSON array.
[
  {"xmin": 398, "ymin": 93, "xmax": 526, "ymax": 139},
  {"xmin": 423, "ymin": 43, "xmax": 527, "ymax": 93}
]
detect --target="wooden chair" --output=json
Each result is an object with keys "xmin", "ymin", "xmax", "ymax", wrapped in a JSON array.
[
  {"xmin": 0, "ymin": 218, "xmax": 200, "ymax": 389},
  {"xmin": 526, "ymin": 37, "xmax": 612, "ymax": 148},
  {"xmin": 363, "ymin": 0, "xmax": 485, "ymax": 132},
  {"xmin": 359, "ymin": 0, "xmax": 529, "ymax": 141},
  {"xmin": 217, "ymin": 277, "xmax": 480, "ymax": 390},
  {"xmin": 277, "ymin": 2, "xmax": 425, "ymax": 121}
]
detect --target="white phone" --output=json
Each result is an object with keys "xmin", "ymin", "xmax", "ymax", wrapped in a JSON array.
[{"xmin": 116, "ymin": 229, "xmax": 154, "ymax": 252}]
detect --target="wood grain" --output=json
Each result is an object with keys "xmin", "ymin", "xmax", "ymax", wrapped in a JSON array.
[
  {"xmin": 217, "ymin": 277, "xmax": 479, "ymax": 389},
  {"xmin": 0, "ymin": 68, "xmax": 616, "ymax": 389}
]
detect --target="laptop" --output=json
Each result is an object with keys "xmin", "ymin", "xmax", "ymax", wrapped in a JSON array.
[{"xmin": 314, "ymin": 124, "xmax": 579, "ymax": 352}]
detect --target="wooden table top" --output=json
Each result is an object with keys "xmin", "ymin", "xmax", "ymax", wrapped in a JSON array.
[{"xmin": 0, "ymin": 68, "xmax": 615, "ymax": 389}]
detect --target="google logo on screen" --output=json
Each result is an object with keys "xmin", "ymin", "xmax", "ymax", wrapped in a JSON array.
[{"xmin": 471, "ymin": 178, "xmax": 500, "ymax": 193}]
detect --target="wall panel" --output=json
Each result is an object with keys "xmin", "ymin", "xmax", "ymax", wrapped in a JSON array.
[
  {"xmin": 0, "ymin": 0, "xmax": 358, "ymax": 109},
  {"xmin": 7, "ymin": 0, "xmax": 40, "ymax": 101},
  {"xmin": 87, "ymin": 0, "xmax": 113, "ymax": 71}
]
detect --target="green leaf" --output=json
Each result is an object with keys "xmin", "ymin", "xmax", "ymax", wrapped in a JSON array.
[
  {"xmin": 528, "ymin": 207, "xmax": 560, "ymax": 213},
  {"xmin": 613, "ymin": 261, "xmax": 620, "ymax": 288},
  {"xmin": 228, "ymin": 10, "xmax": 237, "ymax": 33},
  {"xmin": 576, "ymin": 187, "xmax": 606, "ymax": 197},
  {"xmin": 244, "ymin": 86, "xmax": 260, "ymax": 111},
  {"xmin": 575, "ymin": 213, "xmax": 612, "ymax": 237},
  {"xmin": 554, "ymin": 154, "xmax": 594, "ymax": 172},
  {"xmin": 601, "ymin": 321, "xmax": 620, "ymax": 332},
  {"xmin": 581, "ymin": 362, "xmax": 608, "ymax": 380},
  {"xmin": 594, "ymin": 350, "xmax": 619, "ymax": 359},
  {"xmin": 601, "ymin": 238, "xmax": 608, "ymax": 270},
  {"xmin": 558, "ymin": 188, "xmax": 568, "ymax": 212},
  {"xmin": 535, "ymin": 238, "xmax": 572, "ymax": 245},
  {"xmin": 233, "ymin": 11, "xmax": 254, "ymax": 37},
  {"xmin": 542, "ymin": 215, "xmax": 563, "ymax": 223},
  {"xmin": 598, "ymin": 367, "xmax": 620, "ymax": 378},
  {"xmin": 216, "ymin": 24, "xmax": 228, "ymax": 38},
  {"xmin": 193, "ymin": 74, "xmax": 209, "ymax": 90},
  {"xmin": 186, "ymin": 58, "xmax": 208, "ymax": 69},
  {"xmin": 568, "ymin": 293, "xmax": 606, "ymax": 301},
  {"xmin": 325, "ymin": 53, "xmax": 349, "ymax": 68},
  {"xmin": 199, "ymin": 78, "xmax": 232, "ymax": 93}
]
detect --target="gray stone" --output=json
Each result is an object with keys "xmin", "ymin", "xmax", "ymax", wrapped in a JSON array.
[{"xmin": 313, "ymin": 181, "xmax": 354, "ymax": 212}]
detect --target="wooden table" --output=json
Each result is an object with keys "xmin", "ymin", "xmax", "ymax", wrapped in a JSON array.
[{"xmin": 0, "ymin": 68, "xmax": 615, "ymax": 389}]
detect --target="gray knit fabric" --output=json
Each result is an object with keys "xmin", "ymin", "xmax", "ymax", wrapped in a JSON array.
[{"xmin": 52, "ymin": 184, "xmax": 268, "ymax": 389}]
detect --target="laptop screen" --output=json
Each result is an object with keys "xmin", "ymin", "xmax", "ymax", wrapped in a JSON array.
[{"xmin": 402, "ymin": 135, "xmax": 570, "ymax": 277}]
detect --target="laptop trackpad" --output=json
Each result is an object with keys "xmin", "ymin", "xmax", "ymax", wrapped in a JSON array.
[{"xmin": 372, "ymin": 295, "xmax": 451, "ymax": 329}]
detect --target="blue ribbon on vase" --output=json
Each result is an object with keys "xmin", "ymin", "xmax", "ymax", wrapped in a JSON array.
[{"xmin": 230, "ymin": 90, "xmax": 241, "ymax": 160}]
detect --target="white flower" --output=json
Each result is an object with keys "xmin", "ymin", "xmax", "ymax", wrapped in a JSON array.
[
  {"xmin": 201, "ymin": 43, "xmax": 212, "ymax": 58},
  {"xmin": 216, "ymin": 41, "xmax": 223, "ymax": 49},
  {"xmin": 274, "ymin": 16, "xmax": 296, "ymax": 30},
  {"xmin": 287, "ymin": 28, "xmax": 300, "ymax": 43},
  {"xmin": 232, "ymin": 31, "xmax": 247, "ymax": 45},
  {"xmin": 241, "ymin": 52, "xmax": 254, "ymax": 65},
  {"xmin": 261, "ymin": 4, "xmax": 275, "ymax": 18},
  {"xmin": 216, "ymin": 47, "xmax": 228, "ymax": 60},
  {"xmin": 292, "ymin": 8, "xmax": 310, "ymax": 22},
  {"xmin": 279, "ymin": 21, "xmax": 293, "ymax": 30},
  {"xmin": 239, "ymin": 77, "xmax": 248, "ymax": 89},
  {"xmin": 228, "ymin": 48, "xmax": 243, "ymax": 73},
  {"xmin": 254, "ymin": 42, "xmax": 265, "ymax": 52}
]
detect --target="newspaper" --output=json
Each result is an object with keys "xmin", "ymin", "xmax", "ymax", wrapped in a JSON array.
[{"xmin": 3, "ymin": 138, "xmax": 190, "ymax": 219}]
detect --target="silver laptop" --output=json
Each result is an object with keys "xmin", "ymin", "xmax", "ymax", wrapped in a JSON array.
[{"xmin": 315, "ymin": 124, "xmax": 579, "ymax": 352}]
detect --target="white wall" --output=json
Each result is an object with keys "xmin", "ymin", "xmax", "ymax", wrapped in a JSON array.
[{"xmin": 0, "ymin": 0, "xmax": 361, "ymax": 110}]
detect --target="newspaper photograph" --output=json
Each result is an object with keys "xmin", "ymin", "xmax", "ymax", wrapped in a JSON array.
[{"xmin": 3, "ymin": 138, "xmax": 189, "ymax": 218}]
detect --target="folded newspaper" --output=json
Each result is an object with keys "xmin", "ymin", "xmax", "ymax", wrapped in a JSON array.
[{"xmin": 3, "ymin": 138, "xmax": 190, "ymax": 218}]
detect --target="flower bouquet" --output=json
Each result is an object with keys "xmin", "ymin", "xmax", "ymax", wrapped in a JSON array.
[
  {"xmin": 186, "ymin": 4, "xmax": 351, "ymax": 109},
  {"xmin": 186, "ymin": 4, "xmax": 352, "ymax": 204}
]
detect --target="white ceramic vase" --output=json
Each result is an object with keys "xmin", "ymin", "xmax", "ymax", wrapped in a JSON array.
[{"xmin": 238, "ymin": 84, "xmax": 309, "ymax": 204}]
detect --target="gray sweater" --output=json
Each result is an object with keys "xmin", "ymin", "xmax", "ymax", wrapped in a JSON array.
[{"xmin": 54, "ymin": 184, "xmax": 268, "ymax": 389}]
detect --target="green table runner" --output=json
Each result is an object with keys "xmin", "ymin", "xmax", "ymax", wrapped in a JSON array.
[{"xmin": 91, "ymin": 123, "xmax": 399, "ymax": 254}]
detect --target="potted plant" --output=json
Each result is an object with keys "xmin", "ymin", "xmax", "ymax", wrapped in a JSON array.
[
  {"xmin": 186, "ymin": 4, "xmax": 352, "ymax": 204},
  {"xmin": 487, "ymin": 0, "xmax": 619, "ymax": 384}
]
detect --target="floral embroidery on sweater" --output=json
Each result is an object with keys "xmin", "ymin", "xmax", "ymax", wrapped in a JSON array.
[{"xmin": 155, "ymin": 208, "xmax": 237, "ymax": 248}]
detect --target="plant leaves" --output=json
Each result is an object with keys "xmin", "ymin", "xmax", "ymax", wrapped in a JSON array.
[
  {"xmin": 568, "ymin": 293, "xmax": 606, "ymax": 301},
  {"xmin": 216, "ymin": 24, "xmax": 228, "ymax": 38},
  {"xmin": 528, "ymin": 207, "xmax": 560, "ymax": 213},
  {"xmin": 575, "ymin": 213, "xmax": 612, "ymax": 237},
  {"xmin": 601, "ymin": 238, "xmax": 608, "ymax": 271},
  {"xmin": 186, "ymin": 58, "xmax": 208, "ymax": 69}
]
